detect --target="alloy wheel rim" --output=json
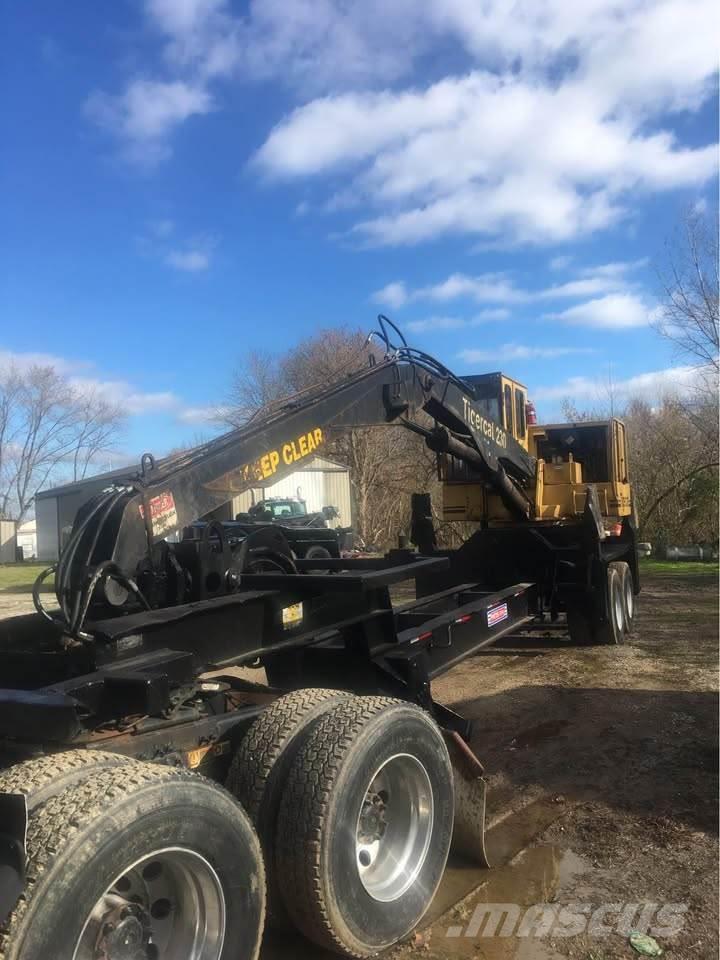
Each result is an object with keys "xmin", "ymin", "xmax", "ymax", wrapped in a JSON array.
[
  {"xmin": 72, "ymin": 846, "xmax": 226, "ymax": 960},
  {"xmin": 355, "ymin": 753, "xmax": 434, "ymax": 903}
]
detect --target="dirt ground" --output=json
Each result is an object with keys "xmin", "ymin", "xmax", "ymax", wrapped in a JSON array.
[
  {"xmin": 1, "ymin": 571, "xmax": 717, "ymax": 960},
  {"xmin": 390, "ymin": 571, "xmax": 718, "ymax": 960},
  {"xmin": 262, "ymin": 571, "xmax": 718, "ymax": 960}
]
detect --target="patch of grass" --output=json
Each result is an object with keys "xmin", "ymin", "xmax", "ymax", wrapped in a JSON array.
[
  {"xmin": 0, "ymin": 563, "xmax": 53, "ymax": 593},
  {"xmin": 640, "ymin": 557, "xmax": 718, "ymax": 576}
]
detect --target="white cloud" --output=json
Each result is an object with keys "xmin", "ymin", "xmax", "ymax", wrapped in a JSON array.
[
  {"xmin": 85, "ymin": 79, "xmax": 213, "ymax": 165},
  {"xmin": 88, "ymin": 0, "xmax": 717, "ymax": 257},
  {"xmin": 373, "ymin": 272, "xmax": 529, "ymax": 307},
  {"xmin": 0, "ymin": 348, "xmax": 195, "ymax": 419},
  {"xmin": 546, "ymin": 293, "xmax": 657, "ymax": 329},
  {"xmin": 252, "ymin": 0, "xmax": 717, "ymax": 246},
  {"xmin": 372, "ymin": 281, "xmax": 409, "ymax": 308},
  {"xmin": 576, "ymin": 259, "xmax": 648, "ymax": 278},
  {"xmin": 165, "ymin": 249, "xmax": 212, "ymax": 272},
  {"xmin": 0, "ymin": 349, "xmax": 84, "ymax": 377},
  {"xmin": 147, "ymin": 0, "xmax": 226, "ymax": 37},
  {"xmin": 176, "ymin": 404, "xmax": 229, "ymax": 425},
  {"xmin": 373, "ymin": 259, "xmax": 647, "ymax": 309},
  {"xmin": 473, "ymin": 308, "xmax": 509, "ymax": 322},
  {"xmin": 68, "ymin": 376, "xmax": 179, "ymax": 416},
  {"xmin": 550, "ymin": 255, "xmax": 573, "ymax": 271},
  {"xmin": 459, "ymin": 343, "xmax": 595, "ymax": 363},
  {"xmin": 258, "ymin": 66, "xmax": 715, "ymax": 246},
  {"xmin": 137, "ymin": 221, "xmax": 216, "ymax": 272},
  {"xmin": 406, "ymin": 309, "xmax": 509, "ymax": 333},
  {"xmin": 149, "ymin": 218, "xmax": 175, "ymax": 238},
  {"xmin": 534, "ymin": 365, "xmax": 702, "ymax": 402}
]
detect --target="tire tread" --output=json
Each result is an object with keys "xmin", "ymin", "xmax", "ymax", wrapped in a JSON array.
[
  {"xmin": 0, "ymin": 749, "xmax": 134, "ymax": 811},
  {"xmin": 1, "ymin": 763, "xmax": 263, "ymax": 960},
  {"xmin": 226, "ymin": 687, "xmax": 350, "ymax": 829},
  {"xmin": 276, "ymin": 696, "xmax": 409, "ymax": 957}
]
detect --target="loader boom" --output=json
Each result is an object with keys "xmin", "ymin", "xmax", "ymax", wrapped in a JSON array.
[{"xmin": 52, "ymin": 320, "xmax": 535, "ymax": 631}]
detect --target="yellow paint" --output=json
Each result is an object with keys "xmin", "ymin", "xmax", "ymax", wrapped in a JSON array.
[
  {"xmin": 282, "ymin": 602, "xmax": 304, "ymax": 628},
  {"xmin": 243, "ymin": 427, "xmax": 324, "ymax": 484},
  {"xmin": 187, "ymin": 742, "xmax": 229, "ymax": 769},
  {"xmin": 441, "ymin": 417, "xmax": 633, "ymax": 524}
]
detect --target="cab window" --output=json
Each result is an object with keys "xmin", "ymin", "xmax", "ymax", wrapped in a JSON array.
[
  {"xmin": 503, "ymin": 384, "xmax": 513, "ymax": 432},
  {"xmin": 515, "ymin": 389, "xmax": 526, "ymax": 438}
]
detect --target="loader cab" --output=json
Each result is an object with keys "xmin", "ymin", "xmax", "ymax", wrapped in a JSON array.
[
  {"xmin": 530, "ymin": 418, "xmax": 632, "ymax": 521},
  {"xmin": 463, "ymin": 372, "xmax": 529, "ymax": 450}
]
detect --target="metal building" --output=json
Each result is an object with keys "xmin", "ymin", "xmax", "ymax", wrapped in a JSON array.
[
  {"xmin": 229, "ymin": 456, "xmax": 352, "ymax": 527},
  {"xmin": 34, "ymin": 466, "xmax": 139, "ymax": 562},
  {"xmin": 0, "ymin": 520, "xmax": 17, "ymax": 563}
]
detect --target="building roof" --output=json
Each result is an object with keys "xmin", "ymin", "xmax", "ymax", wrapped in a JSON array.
[
  {"xmin": 36, "ymin": 454, "xmax": 348, "ymax": 500},
  {"xmin": 35, "ymin": 463, "xmax": 139, "ymax": 500}
]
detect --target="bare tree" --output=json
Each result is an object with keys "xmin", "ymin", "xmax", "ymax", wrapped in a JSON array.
[
  {"xmin": 226, "ymin": 350, "xmax": 282, "ymax": 426},
  {"xmin": 0, "ymin": 363, "xmax": 125, "ymax": 521},
  {"xmin": 655, "ymin": 206, "xmax": 719, "ymax": 376},
  {"xmin": 227, "ymin": 327, "xmax": 435, "ymax": 547}
]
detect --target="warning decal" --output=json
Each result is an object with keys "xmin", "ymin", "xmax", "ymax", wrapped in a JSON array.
[
  {"xmin": 139, "ymin": 491, "xmax": 178, "ymax": 537},
  {"xmin": 487, "ymin": 602, "xmax": 509, "ymax": 628}
]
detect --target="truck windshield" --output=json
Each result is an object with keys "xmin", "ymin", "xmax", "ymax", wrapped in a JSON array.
[{"xmin": 268, "ymin": 501, "xmax": 307, "ymax": 518}]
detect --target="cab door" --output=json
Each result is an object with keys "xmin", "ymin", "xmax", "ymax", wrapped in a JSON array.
[
  {"xmin": 503, "ymin": 382, "xmax": 514, "ymax": 434},
  {"xmin": 514, "ymin": 386, "xmax": 527, "ymax": 449}
]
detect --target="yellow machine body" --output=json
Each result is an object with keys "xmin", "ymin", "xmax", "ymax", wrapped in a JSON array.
[{"xmin": 441, "ymin": 374, "xmax": 633, "ymax": 525}]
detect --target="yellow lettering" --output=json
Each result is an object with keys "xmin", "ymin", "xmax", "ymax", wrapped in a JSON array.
[
  {"xmin": 260, "ymin": 454, "xmax": 272, "ymax": 479},
  {"xmin": 282, "ymin": 443, "xmax": 293, "ymax": 465},
  {"xmin": 269, "ymin": 450, "xmax": 280, "ymax": 473},
  {"xmin": 299, "ymin": 434, "xmax": 308, "ymax": 457},
  {"xmin": 306, "ymin": 431, "xmax": 316, "ymax": 453},
  {"xmin": 314, "ymin": 428, "xmax": 323, "ymax": 447},
  {"xmin": 291, "ymin": 441, "xmax": 299, "ymax": 461}
]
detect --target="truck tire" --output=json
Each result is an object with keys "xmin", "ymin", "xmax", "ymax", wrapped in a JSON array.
[
  {"xmin": 567, "ymin": 564, "xmax": 625, "ymax": 646},
  {"xmin": 0, "ymin": 764, "xmax": 265, "ymax": 960},
  {"xmin": 226, "ymin": 688, "xmax": 354, "ymax": 915},
  {"xmin": 276, "ymin": 697, "xmax": 454, "ymax": 957},
  {"xmin": 0, "ymin": 749, "xmax": 134, "ymax": 813},
  {"xmin": 614, "ymin": 561, "xmax": 636, "ymax": 633},
  {"xmin": 303, "ymin": 544, "xmax": 333, "ymax": 573}
]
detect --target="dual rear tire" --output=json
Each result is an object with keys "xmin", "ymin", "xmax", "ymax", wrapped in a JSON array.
[
  {"xmin": 0, "ymin": 760, "xmax": 265, "ymax": 960},
  {"xmin": 274, "ymin": 697, "xmax": 453, "ymax": 957},
  {"xmin": 1, "ymin": 693, "xmax": 453, "ymax": 960},
  {"xmin": 227, "ymin": 691, "xmax": 454, "ymax": 957},
  {"xmin": 566, "ymin": 560, "xmax": 636, "ymax": 646}
]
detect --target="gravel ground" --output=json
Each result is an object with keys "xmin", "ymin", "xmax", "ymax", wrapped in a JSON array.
[
  {"xmin": 386, "ymin": 571, "xmax": 719, "ymax": 960},
  {"xmin": 263, "ymin": 572, "xmax": 718, "ymax": 960}
]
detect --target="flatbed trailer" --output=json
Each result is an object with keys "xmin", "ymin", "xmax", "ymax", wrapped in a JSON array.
[
  {"xmin": 0, "ymin": 554, "xmax": 533, "ymax": 760},
  {"xmin": 0, "ymin": 320, "xmax": 638, "ymax": 960},
  {"xmin": 0, "ymin": 553, "xmax": 536, "ymax": 960}
]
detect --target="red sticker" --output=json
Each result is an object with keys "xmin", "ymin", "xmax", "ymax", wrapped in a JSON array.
[
  {"xmin": 487, "ymin": 602, "xmax": 509, "ymax": 627},
  {"xmin": 139, "ymin": 491, "xmax": 178, "ymax": 537}
]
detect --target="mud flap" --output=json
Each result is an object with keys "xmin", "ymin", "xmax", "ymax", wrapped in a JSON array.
[
  {"xmin": 445, "ymin": 732, "xmax": 490, "ymax": 868},
  {"xmin": 0, "ymin": 793, "xmax": 27, "ymax": 925}
]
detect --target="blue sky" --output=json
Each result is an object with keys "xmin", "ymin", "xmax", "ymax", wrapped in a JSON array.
[{"xmin": 1, "ymin": 0, "xmax": 718, "ymax": 465}]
